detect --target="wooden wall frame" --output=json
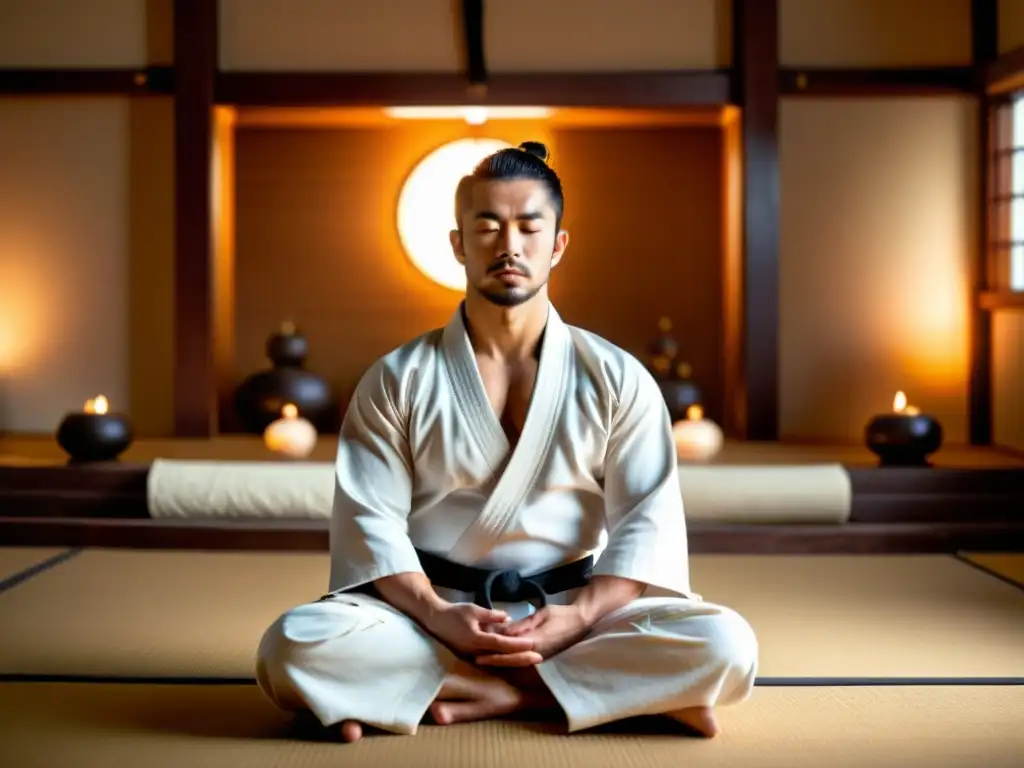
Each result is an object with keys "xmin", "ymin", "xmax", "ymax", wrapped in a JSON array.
[
  {"xmin": 0, "ymin": 66, "xmax": 174, "ymax": 95},
  {"xmin": 216, "ymin": 71, "xmax": 732, "ymax": 108},
  {"xmin": 728, "ymin": 0, "xmax": 779, "ymax": 440},
  {"xmin": 971, "ymin": 0, "xmax": 998, "ymax": 447},
  {"xmin": 172, "ymin": 0, "xmax": 218, "ymax": 437},
  {"xmin": 0, "ymin": 1, "xmax": 1008, "ymax": 442}
]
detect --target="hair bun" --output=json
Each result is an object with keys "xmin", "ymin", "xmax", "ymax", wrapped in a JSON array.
[{"xmin": 518, "ymin": 141, "xmax": 549, "ymax": 163}]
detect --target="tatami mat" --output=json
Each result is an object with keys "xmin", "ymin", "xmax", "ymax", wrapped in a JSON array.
[
  {"xmin": 0, "ymin": 682, "xmax": 1020, "ymax": 767},
  {"xmin": 960, "ymin": 552, "xmax": 1024, "ymax": 587},
  {"xmin": 0, "ymin": 550, "xmax": 1022, "ymax": 679},
  {"xmin": 0, "ymin": 547, "xmax": 72, "ymax": 585}
]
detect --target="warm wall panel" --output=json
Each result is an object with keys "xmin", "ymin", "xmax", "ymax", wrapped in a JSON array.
[
  {"xmin": 231, "ymin": 125, "xmax": 723, "ymax": 419},
  {"xmin": 484, "ymin": 0, "xmax": 730, "ymax": 71},
  {"xmin": 548, "ymin": 127, "xmax": 725, "ymax": 422},
  {"xmin": 779, "ymin": 97, "xmax": 977, "ymax": 442},
  {"xmin": 780, "ymin": 0, "xmax": 972, "ymax": 67},
  {"xmin": 992, "ymin": 309, "xmax": 1024, "ymax": 451},
  {"xmin": 218, "ymin": 0, "xmax": 462, "ymax": 72},
  {"xmin": 0, "ymin": 0, "xmax": 171, "ymax": 67},
  {"xmin": 0, "ymin": 98, "xmax": 132, "ymax": 433},
  {"xmin": 999, "ymin": 0, "xmax": 1024, "ymax": 54}
]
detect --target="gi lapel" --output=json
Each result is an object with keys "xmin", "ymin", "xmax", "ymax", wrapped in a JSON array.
[
  {"xmin": 442, "ymin": 301, "xmax": 574, "ymax": 563},
  {"xmin": 441, "ymin": 305, "xmax": 511, "ymax": 474}
]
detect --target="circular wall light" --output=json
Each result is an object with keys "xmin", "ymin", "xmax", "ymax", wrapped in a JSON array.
[{"xmin": 397, "ymin": 137, "xmax": 510, "ymax": 291}]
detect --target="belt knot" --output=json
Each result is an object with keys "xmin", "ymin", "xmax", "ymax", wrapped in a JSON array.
[{"xmin": 477, "ymin": 568, "xmax": 547, "ymax": 609}]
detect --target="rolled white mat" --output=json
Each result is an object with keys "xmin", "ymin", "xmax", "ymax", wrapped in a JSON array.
[
  {"xmin": 148, "ymin": 459, "xmax": 335, "ymax": 519},
  {"xmin": 678, "ymin": 463, "xmax": 852, "ymax": 524},
  {"xmin": 147, "ymin": 459, "xmax": 852, "ymax": 525}
]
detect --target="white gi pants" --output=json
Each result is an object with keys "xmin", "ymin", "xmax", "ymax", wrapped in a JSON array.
[{"xmin": 255, "ymin": 590, "xmax": 758, "ymax": 735}]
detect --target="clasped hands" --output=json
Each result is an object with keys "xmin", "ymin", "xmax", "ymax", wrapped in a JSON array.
[{"xmin": 424, "ymin": 601, "xmax": 593, "ymax": 667}]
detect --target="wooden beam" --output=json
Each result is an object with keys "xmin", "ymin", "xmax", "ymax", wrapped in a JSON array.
[
  {"xmin": 729, "ymin": 0, "xmax": 780, "ymax": 440},
  {"xmin": 979, "ymin": 290, "xmax": 1024, "ymax": 310},
  {"xmin": 460, "ymin": 0, "xmax": 487, "ymax": 87},
  {"xmin": 216, "ymin": 70, "xmax": 732, "ymax": 107},
  {"xmin": 0, "ymin": 67, "xmax": 174, "ymax": 95},
  {"xmin": 972, "ymin": 0, "xmax": 997, "ymax": 446},
  {"xmin": 173, "ymin": 0, "xmax": 217, "ymax": 437},
  {"xmin": 779, "ymin": 67, "xmax": 975, "ymax": 97}
]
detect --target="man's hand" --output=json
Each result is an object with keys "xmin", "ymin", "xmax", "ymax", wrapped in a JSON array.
[
  {"xmin": 374, "ymin": 572, "xmax": 540, "ymax": 660},
  {"xmin": 474, "ymin": 604, "xmax": 592, "ymax": 667},
  {"xmin": 423, "ymin": 602, "xmax": 543, "ymax": 661}
]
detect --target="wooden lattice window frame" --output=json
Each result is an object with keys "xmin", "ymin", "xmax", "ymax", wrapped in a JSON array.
[{"xmin": 989, "ymin": 94, "xmax": 1024, "ymax": 293}]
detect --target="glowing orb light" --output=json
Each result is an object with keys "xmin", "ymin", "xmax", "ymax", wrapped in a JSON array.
[{"xmin": 397, "ymin": 138, "xmax": 510, "ymax": 291}]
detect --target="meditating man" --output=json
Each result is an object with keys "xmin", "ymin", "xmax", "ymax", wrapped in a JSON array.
[{"xmin": 255, "ymin": 141, "xmax": 758, "ymax": 742}]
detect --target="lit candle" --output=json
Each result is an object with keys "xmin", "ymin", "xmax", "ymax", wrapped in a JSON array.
[
  {"xmin": 56, "ymin": 394, "xmax": 133, "ymax": 463},
  {"xmin": 84, "ymin": 395, "xmax": 107, "ymax": 414},
  {"xmin": 671, "ymin": 404, "xmax": 724, "ymax": 463},
  {"xmin": 865, "ymin": 390, "xmax": 942, "ymax": 467},
  {"xmin": 893, "ymin": 390, "xmax": 921, "ymax": 417},
  {"xmin": 264, "ymin": 403, "xmax": 317, "ymax": 459}
]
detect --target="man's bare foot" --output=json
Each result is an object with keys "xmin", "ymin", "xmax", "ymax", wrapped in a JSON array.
[
  {"xmin": 429, "ymin": 660, "xmax": 554, "ymax": 726},
  {"xmin": 494, "ymin": 664, "xmax": 548, "ymax": 693},
  {"xmin": 339, "ymin": 720, "xmax": 363, "ymax": 742},
  {"xmin": 665, "ymin": 706, "xmax": 720, "ymax": 738}
]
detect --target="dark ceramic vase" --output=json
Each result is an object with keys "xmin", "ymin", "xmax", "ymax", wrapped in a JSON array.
[
  {"xmin": 865, "ymin": 413, "xmax": 943, "ymax": 466},
  {"xmin": 56, "ymin": 412, "xmax": 133, "ymax": 462},
  {"xmin": 234, "ymin": 326, "xmax": 337, "ymax": 434},
  {"xmin": 646, "ymin": 317, "xmax": 703, "ymax": 422},
  {"xmin": 659, "ymin": 377, "xmax": 703, "ymax": 423}
]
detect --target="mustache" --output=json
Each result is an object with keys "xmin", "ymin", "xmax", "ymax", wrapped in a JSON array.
[{"xmin": 487, "ymin": 259, "xmax": 530, "ymax": 276}]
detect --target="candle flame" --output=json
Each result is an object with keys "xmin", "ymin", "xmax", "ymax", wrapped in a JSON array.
[
  {"xmin": 893, "ymin": 391, "xmax": 907, "ymax": 412},
  {"xmin": 282, "ymin": 403, "xmax": 298, "ymax": 419},
  {"xmin": 84, "ymin": 395, "xmax": 109, "ymax": 414},
  {"xmin": 686, "ymin": 404, "xmax": 703, "ymax": 421}
]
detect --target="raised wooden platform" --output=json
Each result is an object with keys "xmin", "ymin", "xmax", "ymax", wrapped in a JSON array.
[{"xmin": 1, "ymin": 437, "xmax": 1022, "ymax": 554}]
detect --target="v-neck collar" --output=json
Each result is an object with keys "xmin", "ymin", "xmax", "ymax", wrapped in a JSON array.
[
  {"xmin": 441, "ymin": 300, "xmax": 575, "ymax": 561},
  {"xmin": 441, "ymin": 300, "xmax": 568, "ymax": 472}
]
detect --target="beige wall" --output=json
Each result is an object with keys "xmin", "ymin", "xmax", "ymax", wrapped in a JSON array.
[
  {"xmin": 993, "ymin": 310, "xmax": 1024, "ymax": 451},
  {"xmin": 779, "ymin": 97, "xmax": 977, "ymax": 442},
  {"xmin": 780, "ymin": 0, "xmax": 972, "ymax": 66},
  {"xmin": 218, "ymin": 0, "xmax": 732, "ymax": 71},
  {"xmin": 0, "ymin": 96, "xmax": 175, "ymax": 436},
  {"xmin": 0, "ymin": 0, "xmax": 172, "ymax": 67},
  {"xmin": 0, "ymin": 99, "xmax": 131, "ymax": 432},
  {"xmin": 999, "ymin": 0, "xmax": 1024, "ymax": 54}
]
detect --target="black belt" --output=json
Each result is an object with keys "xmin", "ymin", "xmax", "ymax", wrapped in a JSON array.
[{"xmin": 415, "ymin": 548, "xmax": 593, "ymax": 609}]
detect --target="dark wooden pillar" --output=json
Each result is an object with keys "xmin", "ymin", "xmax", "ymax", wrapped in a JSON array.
[
  {"xmin": 970, "ymin": 0, "xmax": 997, "ymax": 446},
  {"xmin": 730, "ymin": 0, "xmax": 780, "ymax": 440},
  {"xmin": 172, "ymin": 0, "xmax": 217, "ymax": 436}
]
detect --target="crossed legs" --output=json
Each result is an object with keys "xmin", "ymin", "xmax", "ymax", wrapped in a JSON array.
[{"xmin": 256, "ymin": 593, "xmax": 757, "ymax": 741}]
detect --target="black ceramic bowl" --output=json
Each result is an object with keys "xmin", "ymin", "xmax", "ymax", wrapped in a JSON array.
[
  {"xmin": 56, "ymin": 412, "xmax": 133, "ymax": 462},
  {"xmin": 865, "ymin": 413, "xmax": 942, "ymax": 466}
]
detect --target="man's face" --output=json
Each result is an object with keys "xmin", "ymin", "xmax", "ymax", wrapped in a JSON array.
[{"xmin": 450, "ymin": 179, "xmax": 568, "ymax": 307}]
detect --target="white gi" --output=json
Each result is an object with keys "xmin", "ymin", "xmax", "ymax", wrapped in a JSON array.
[{"xmin": 256, "ymin": 302, "xmax": 758, "ymax": 734}]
